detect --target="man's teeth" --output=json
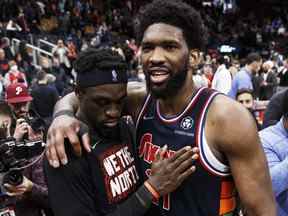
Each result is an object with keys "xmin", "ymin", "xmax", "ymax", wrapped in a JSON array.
[{"xmin": 151, "ymin": 72, "xmax": 168, "ymax": 75}]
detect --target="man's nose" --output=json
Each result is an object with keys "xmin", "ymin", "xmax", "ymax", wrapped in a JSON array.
[
  {"xmin": 149, "ymin": 47, "xmax": 165, "ymax": 64},
  {"xmin": 20, "ymin": 105, "xmax": 26, "ymax": 111},
  {"xmin": 106, "ymin": 104, "xmax": 121, "ymax": 118}
]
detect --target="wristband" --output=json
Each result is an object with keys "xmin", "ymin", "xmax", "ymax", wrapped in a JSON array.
[
  {"xmin": 144, "ymin": 181, "xmax": 160, "ymax": 200},
  {"xmin": 53, "ymin": 110, "xmax": 74, "ymax": 119}
]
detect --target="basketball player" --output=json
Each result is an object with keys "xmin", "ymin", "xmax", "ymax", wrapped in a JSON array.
[
  {"xmin": 46, "ymin": 0, "xmax": 276, "ymax": 215},
  {"xmin": 45, "ymin": 48, "xmax": 199, "ymax": 216}
]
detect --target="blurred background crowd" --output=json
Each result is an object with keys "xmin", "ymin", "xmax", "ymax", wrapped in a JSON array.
[
  {"xmin": 0, "ymin": 0, "xmax": 286, "ymax": 125},
  {"xmin": 0, "ymin": 0, "xmax": 287, "ymax": 216}
]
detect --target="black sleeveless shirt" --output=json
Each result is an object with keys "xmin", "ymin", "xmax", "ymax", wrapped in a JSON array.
[{"xmin": 136, "ymin": 87, "xmax": 236, "ymax": 216}]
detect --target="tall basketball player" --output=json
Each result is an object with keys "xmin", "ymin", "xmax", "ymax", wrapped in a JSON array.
[{"xmin": 46, "ymin": 0, "xmax": 276, "ymax": 215}]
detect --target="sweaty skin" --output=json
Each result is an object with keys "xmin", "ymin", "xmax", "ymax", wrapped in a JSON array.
[{"xmin": 47, "ymin": 23, "xmax": 276, "ymax": 216}]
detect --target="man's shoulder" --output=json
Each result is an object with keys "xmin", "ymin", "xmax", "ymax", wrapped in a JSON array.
[
  {"xmin": 208, "ymin": 94, "xmax": 247, "ymax": 122},
  {"xmin": 207, "ymin": 94, "xmax": 260, "ymax": 155},
  {"xmin": 208, "ymin": 94, "xmax": 258, "ymax": 137}
]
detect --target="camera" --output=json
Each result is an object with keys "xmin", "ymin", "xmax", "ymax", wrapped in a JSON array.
[
  {"xmin": 24, "ymin": 114, "xmax": 47, "ymax": 133},
  {"xmin": 0, "ymin": 137, "xmax": 45, "ymax": 187}
]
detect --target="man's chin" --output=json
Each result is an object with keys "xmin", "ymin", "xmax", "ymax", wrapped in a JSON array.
[
  {"xmin": 99, "ymin": 124, "xmax": 120, "ymax": 140},
  {"xmin": 148, "ymin": 79, "xmax": 167, "ymax": 95}
]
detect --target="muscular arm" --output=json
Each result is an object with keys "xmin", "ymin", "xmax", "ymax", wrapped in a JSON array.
[
  {"xmin": 53, "ymin": 92, "xmax": 79, "ymax": 116},
  {"xmin": 206, "ymin": 95, "xmax": 276, "ymax": 216},
  {"xmin": 47, "ymin": 85, "xmax": 146, "ymax": 167},
  {"xmin": 53, "ymin": 83, "xmax": 146, "ymax": 118}
]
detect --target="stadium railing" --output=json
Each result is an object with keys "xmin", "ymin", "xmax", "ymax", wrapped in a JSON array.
[{"xmin": 12, "ymin": 38, "xmax": 53, "ymax": 68}]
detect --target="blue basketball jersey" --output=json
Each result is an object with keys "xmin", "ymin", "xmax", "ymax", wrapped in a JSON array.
[{"xmin": 136, "ymin": 87, "xmax": 236, "ymax": 216}]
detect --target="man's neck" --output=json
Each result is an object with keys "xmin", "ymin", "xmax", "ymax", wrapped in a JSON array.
[{"xmin": 157, "ymin": 71, "xmax": 197, "ymax": 117}]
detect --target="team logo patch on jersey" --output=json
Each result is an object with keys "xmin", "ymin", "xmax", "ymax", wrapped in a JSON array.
[{"xmin": 180, "ymin": 116, "xmax": 194, "ymax": 130}]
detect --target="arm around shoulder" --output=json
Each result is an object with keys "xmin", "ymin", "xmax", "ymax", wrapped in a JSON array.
[{"xmin": 53, "ymin": 92, "xmax": 79, "ymax": 117}]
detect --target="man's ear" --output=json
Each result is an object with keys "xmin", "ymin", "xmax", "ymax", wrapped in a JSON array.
[{"xmin": 188, "ymin": 49, "xmax": 201, "ymax": 69}]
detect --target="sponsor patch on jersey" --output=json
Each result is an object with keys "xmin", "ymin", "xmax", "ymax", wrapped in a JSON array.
[{"xmin": 180, "ymin": 116, "xmax": 194, "ymax": 130}]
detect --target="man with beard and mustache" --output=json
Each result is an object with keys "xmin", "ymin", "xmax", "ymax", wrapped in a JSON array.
[
  {"xmin": 4, "ymin": 83, "xmax": 52, "ymax": 216},
  {"xmin": 44, "ymin": 48, "xmax": 199, "ymax": 216},
  {"xmin": 228, "ymin": 52, "xmax": 262, "ymax": 99},
  {"xmin": 5, "ymin": 83, "xmax": 40, "ymax": 141},
  {"xmin": 236, "ymin": 88, "xmax": 261, "ymax": 130},
  {"xmin": 45, "ymin": 0, "xmax": 276, "ymax": 215}
]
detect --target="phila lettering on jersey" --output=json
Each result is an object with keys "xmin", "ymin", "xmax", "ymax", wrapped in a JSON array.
[{"xmin": 136, "ymin": 87, "xmax": 237, "ymax": 216}]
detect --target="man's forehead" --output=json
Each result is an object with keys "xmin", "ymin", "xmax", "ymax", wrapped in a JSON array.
[
  {"xmin": 238, "ymin": 93, "xmax": 253, "ymax": 100},
  {"xmin": 13, "ymin": 102, "xmax": 29, "ymax": 106},
  {"xmin": 87, "ymin": 84, "xmax": 127, "ymax": 97},
  {"xmin": 142, "ymin": 23, "xmax": 184, "ymax": 43}
]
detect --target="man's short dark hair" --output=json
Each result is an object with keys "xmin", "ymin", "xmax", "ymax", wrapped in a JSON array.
[
  {"xmin": 36, "ymin": 70, "xmax": 47, "ymax": 81},
  {"xmin": 236, "ymin": 88, "xmax": 253, "ymax": 99},
  {"xmin": 74, "ymin": 48, "xmax": 128, "ymax": 89},
  {"xmin": 246, "ymin": 53, "xmax": 262, "ymax": 65},
  {"xmin": 135, "ymin": 0, "xmax": 207, "ymax": 50},
  {"xmin": 74, "ymin": 48, "xmax": 127, "ymax": 76}
]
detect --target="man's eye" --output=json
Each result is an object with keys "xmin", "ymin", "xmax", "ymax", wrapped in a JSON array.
[
  {"xmin": 165, "ymin": 45, "xmax": 177, "ymax": 51},
  {"xmin": 96, "ymin": 99, "xmax": 109, "ymax": 106},
  {"xmin": 142, "ymin": 46, "xmax": 153, "ymax": 52}
]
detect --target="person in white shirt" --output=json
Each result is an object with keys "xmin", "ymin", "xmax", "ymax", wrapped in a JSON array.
[{"xmin": 211, "ymin": 55, "xmax": 232, "ymax": 94}]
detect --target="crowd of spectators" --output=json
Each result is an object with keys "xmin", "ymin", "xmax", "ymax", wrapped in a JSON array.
[
  {"xmin": 0, "ymin": 0, "xmax": 287, "ymax": 216},
  {"xmin": 0, "ymin": 1, "xmax": 286, "ymax": 123}
]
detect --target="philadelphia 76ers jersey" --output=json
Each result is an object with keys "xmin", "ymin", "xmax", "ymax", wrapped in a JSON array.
[{"xmin": 136, "ymin": 87, "xmax": 237, "ymax": 216}]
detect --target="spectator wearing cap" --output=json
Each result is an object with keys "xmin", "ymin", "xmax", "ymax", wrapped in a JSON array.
[
  {"xmin": 5, "ymin": 82, "xmax": 44, "ymax": 141},
  {"xmin": 6, "ymin": 83, "xmax": 32, "ymax": 120},
  {"xmin": 228, "ymin": 53, "xmax": 262, "ymax": 99},
  {"xmin": 259, "ymin": 97, "xmax": 288, "ymax": 216},
  {"xmin": 3, "ymin": 83, "xmax": 53, "ymax": 216}
]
